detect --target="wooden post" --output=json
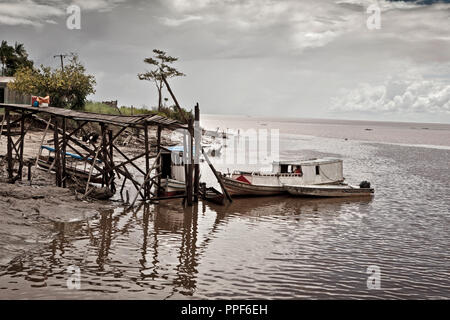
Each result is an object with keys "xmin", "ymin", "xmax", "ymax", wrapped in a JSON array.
[
  {"xmin": 84, "ymin": 137, "xmax": 103, "ymax": 197},
  {"xmin": 18, "ymin": 111, "xmax": 25, "ymax": 180},
  {"xmin": 202, "ymin": 147, "xmax": 233, "ymax": 203},
  {"xmin": 53, "ymin": 116, "xmax": 62, "ymax": 187},
  {"xmin": 108, "ymin": 129, "xmax": 115, "ymax": 193},
  {"xmin": 100, "ymin": 124, "xmax": 108, "ymax": 188},
  {"xmin": 161, "ymin": 73, "xmax": 188, "ymax": 124},
  {"xmin": 156, "ymin": 124, "xmax": 162, "ymax": 196},
  {"xmin": 5, "ymin": 107, "xmax": 13, "ymax": 180},
  {"xmin": 30, "ymin": 117, "xmax": 51, "ymax": 186},
  {"xmin": 0, "ymin": 112, "xmax": 5, "ymax": 144},
  {"xmin": 186, "ymin": 121, "xmax": 194, "ymax": 206},
  {"xmin": 62, "ymin": 117, "xmax": 67, "ymax": 187},
  {"xmin": 194, "ymin": 104, "xmax": 200, "ymax": 202},
  {"xmin": 27, "ymin": 162, "xmax": 32, "ymax": 181},
  {"xmin": 129, "ymin": 151, "xmax": 161, "ymax": 207},
  {"xmin": 144, "ymin": 123, "xmax": 150, "ymax": 199}
]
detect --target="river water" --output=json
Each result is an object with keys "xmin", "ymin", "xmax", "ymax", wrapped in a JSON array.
[{"xmin": 0, "ymin": 116, "xmax": 449, "ymax": 299}]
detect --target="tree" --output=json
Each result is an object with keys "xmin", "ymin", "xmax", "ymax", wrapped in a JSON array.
[
  {"xmin": 138, "ymin": 49, "xmax": 185, "ymax": 111},
  {"xmin": 0, "ymin": 41, "xmax": 33, "ymax": 76},
  {"xmin": 8, "ymin": 53, "xmax": 96, "ymax": 110}
]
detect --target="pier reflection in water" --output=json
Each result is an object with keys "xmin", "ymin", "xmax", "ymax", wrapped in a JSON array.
[{"xmin": 0, "ymin": 196, "xmax": 372, "ymax": 299}]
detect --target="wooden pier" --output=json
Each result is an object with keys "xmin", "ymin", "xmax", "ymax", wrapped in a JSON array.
[{"xmin": 0, "ymin": 102, "xmax": 200, "ymax": 206}]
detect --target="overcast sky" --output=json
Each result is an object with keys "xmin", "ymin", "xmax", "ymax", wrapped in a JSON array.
[{"xmin": 1, "ymin": 0, "xmax": 449, "ymax": 122}]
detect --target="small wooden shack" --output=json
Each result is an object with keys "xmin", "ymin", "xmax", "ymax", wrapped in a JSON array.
[{"xmin": 0, "ymin": 77, "xmax": 30, "ymax": 105}]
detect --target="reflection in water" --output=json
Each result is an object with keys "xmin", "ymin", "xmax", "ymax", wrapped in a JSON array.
[
  {"xmin": 2, "ymin": 118, "xmax": 450, "ymax": 299},
  {"xmin": 0, "ymin": 195, "xmax": 374, "ymax": 299}
]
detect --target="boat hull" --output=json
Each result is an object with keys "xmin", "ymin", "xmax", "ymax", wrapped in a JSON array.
[
  {"xmin": 284, "ymin": 184, "xmax": 374, "ymax": 197},
  {"xmin": 222, "ymin": 176, "xmax": 285, "ymax": 197},
  {"xmin": 37, "ymin": 158, "xmax": 104, "ymax": 184},
  {"xmin": 201, "ymin": 187, "xmax": 225, "ymax": 205},
  {"xmin": 161, "ymin": 178, "xmax": 186, "ymax": 196}
]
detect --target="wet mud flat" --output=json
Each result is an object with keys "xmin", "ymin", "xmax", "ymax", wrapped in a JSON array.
[
  {"xmin": 0, "ymin": 177, "xmax": 113, "ymax": 267},
  {"xmin": 0, "ymin": 127, "xmax": 179, "ymax": 271}
]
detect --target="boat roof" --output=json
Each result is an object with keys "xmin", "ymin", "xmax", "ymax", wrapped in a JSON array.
[
  {"xmin": 164, "ymin": 145, "xmax": 196, "ymax": 153},
  {"xmin": 273, "ymin": 158, "xmax": 342, "ymax": 166},
  {"xmin": 41, "ymin": 145, "xmax": 102, "ymax": 163}
]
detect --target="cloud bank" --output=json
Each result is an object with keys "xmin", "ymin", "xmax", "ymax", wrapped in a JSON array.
[
  {"xmin": 1, "ymin": 0, "xmax": 449, "ymax": 122},
  {"xmin": 331, "ymin": 73, "xmax": 450, "ymax": 116}
]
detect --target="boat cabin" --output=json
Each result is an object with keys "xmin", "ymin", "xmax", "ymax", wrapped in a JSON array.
[
  {"xmin": 161, "ymin": 146, "xmax": 188, "ymax": 183},
  {"xmin": 231, "ymin": 158, "xmax": 344, "ymax": 186},
  {"xmin": 272, "ymin": 158, "xmax": 343, "ymax": 184}
]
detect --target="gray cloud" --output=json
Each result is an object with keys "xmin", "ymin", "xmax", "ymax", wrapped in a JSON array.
[
  {"xmin": 1, "ymin": 0, "xmax": 449, "ymax": 122},
  {"xmin": 330, "ymin": 71, "xmax": 450, "ymax": 115}
]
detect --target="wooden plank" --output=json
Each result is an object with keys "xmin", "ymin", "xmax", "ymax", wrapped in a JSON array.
[
  {"xmin": 130, "ymin": 151, "xmax": 161, "ymax": 207},
  {"xmin": 202, "ymin": 147, "xmax": 233, "ymax": 203},
  {"xmin": 160, "ymin": 73, "xmax": 188, "ymax": 124},
  {"xmin": 112, "ymin": 144, "xmax": 146, "ymax": 176},
  {"xmin": 84, "ymin": 136, "xmax": 103, "ymax": 196},
  {"xmin": 30, "ymin": 117, "xmax": 51, "ymax": 185}
]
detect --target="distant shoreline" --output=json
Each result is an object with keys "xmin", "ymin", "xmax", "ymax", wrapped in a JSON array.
[
  {"xmin": 201, "ymin": 113, "xmax": 450, "ymax": 127},
  {"xmin": 201, "ymin": 115, "xmax": 450, "ymax": 148}
]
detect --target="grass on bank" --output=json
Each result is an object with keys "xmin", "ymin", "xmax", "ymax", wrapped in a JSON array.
[
  {"xmin": 1, "ymin": 101, "xmax": 193, "ymax": 122},
  {"xmin": 83, "ymin": 101, "xmax": 192, "ymax": 122}
]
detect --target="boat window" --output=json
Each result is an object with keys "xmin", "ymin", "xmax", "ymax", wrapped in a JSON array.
[
  {"xmin": 315, "ymin": 165, "xmax": 320, "ymax": 175},
  {"xmin": 280, "ymin": 165, "xmax": 288, "ymax": 173}
]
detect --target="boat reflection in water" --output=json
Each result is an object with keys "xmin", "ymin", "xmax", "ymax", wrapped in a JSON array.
[{"xmin": 0, "ymin": 196, "xmax": 373, "ymax": 299}]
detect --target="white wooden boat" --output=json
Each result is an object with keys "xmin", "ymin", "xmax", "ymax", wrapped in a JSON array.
[
  {"xmin": 160, "ymin": 146, "xmax": 188, "ymax": 196},
  {"xmin": 284, "ymin": 184, "xmax": 374, "ymax": 197},
  {"xmin": 221, "ymin": 176, "xmax": 285, "ymax": 196},
  {"xmin": 221, "ymin": 158, "xmax": 345, "ymax": 197}
]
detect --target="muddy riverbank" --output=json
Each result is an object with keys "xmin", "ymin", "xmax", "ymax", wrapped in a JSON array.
[{"xmin": 0, "ymin": 127, "xmax": 180, "ymax": 268}]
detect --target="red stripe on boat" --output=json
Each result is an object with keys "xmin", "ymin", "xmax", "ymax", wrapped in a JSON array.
[{"xmin": 236, "ymin": 175, "xmax": 251, "ymax": 184}]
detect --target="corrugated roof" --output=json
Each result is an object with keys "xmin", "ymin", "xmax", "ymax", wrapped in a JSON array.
[{"xmin": 0, "ymin": 103, "xmax": 186, "ymax": 129}]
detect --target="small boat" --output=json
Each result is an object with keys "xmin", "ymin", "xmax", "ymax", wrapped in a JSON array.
[
  {"xmin": 160, "ymin": 146, "xmax": 195, "ymax": 196},
  {"xmin": 284, "ymin": 183, "xmax": 374, "ymax": 198},
  {"xmin": 221, "ymin": 158, "xmax": 345, "ymax": 197},
  {"xmin": 221, "ymin": 176, "xmax": 284, "ymax": 196},
  {"xmin": 38, "ymin": 145, "xmax": 104, "ymax": 184},
  {"xmin": 200, "ymin": 184, "xmax": 224, "ymax": 205}
]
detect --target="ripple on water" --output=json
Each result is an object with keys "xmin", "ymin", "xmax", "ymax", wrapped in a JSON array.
[{"xmin": 1, "ymin": 130, "xmax": 450, "ymax": 299}]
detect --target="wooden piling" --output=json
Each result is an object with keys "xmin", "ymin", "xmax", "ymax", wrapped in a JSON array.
[
  {"xmin": 52, "ymin": 116, "xmax": 62, "ymax": 187},
  {"xmin": 186, "ymin": 120, "xmax": 194, "ymax": 206},
  {"xmin": 62, "ymin": 117, "xmax": 67, "ymax": 187},
  {"xmin": 156, "ymin": 124, "xmax": 162, "ymax": 196},
  {"xmin": 202, "ymin": 147, "xmax": 232, "ymax": 203},
  {"xmin": 5, "ymin": 107, "xmax": 13, "ymax": 180},
  {"xmin": 109, "ymin": 129, "xmax": 115, "ymax": 192},
  {"xmin": 144, "ymin": 123, "xmax": 150, "ymax": 199},
  {"xmin": 18, "ymin": 111, "xmax": 25, "ymax": 180},
  {"xmin": 194, "ymin": 103, "xmax": 200, "ymax": 202}
]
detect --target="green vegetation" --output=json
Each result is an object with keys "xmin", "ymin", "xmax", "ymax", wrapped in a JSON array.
[
  {"xmin": 8, "ymin": 53, "xmax": 96, "ymax": 110},
  {"xmin": 0, "ymin": 41, "xmax": 33, "ymax": 76},
  {"xmin": 138, "ymin": 49, "xmax": 185, "ymax": 111},
  {"xmin": 3, "ymin": 42, "xmax": 190, "ymax": 121}
]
